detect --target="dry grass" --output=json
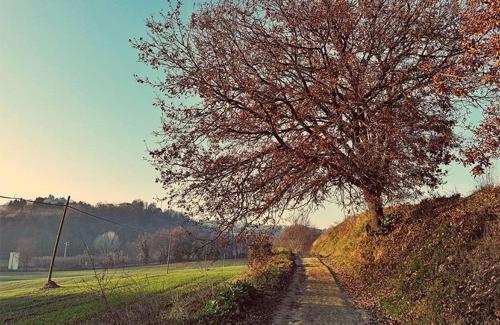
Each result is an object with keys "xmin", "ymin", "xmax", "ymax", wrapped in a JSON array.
[{"xmin": 312, "ymin": 187, "xmax": 500, "ymax": 324}]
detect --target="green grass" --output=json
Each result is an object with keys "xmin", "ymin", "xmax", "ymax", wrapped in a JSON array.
[{"xmin": 0, "ymin": 259, "xmax": 246, "ymax": 324}]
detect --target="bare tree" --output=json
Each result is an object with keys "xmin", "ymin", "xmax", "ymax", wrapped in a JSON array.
[
  {"xmin": 135, "ymin": 233, "xmax": 153, "ymax": 265},
  {"xmin": 94, "ymin": 231, "xmax": 120, "ymax": 255},
  {"xmin": 247, "ymin": 233, "xmax": 273, "ymax": 270},
  {"xmin": 133, "ymin": 0, "xmax": 496, "ymax": 234},
  {"xmin": 275, "ymin": 220, "xmax": 321, "ymax": 255},
  {"xmin": 93, "ymin": 231, "xmax": 120, "ymax": 267}
]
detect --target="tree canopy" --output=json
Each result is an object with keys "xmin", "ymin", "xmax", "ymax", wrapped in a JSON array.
[{"xmin": 133, "ymin": 0, "xmax": 498, "ymax": 233}]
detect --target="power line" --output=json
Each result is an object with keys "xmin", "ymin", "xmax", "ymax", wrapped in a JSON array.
[
  {"xmin": 68, "ymin": 205, "xmax": 148, "ymax": 233},
  {"xmin": 0, "ymin": 194, "xmax": 215, "ymax": 240},
  {"xmin": 0, "ymin": 194, "xmax": 151, "ymax": 234},
  {"xmin": 0, "ymin": 193, "xmax": 227, "ymax": 245}
]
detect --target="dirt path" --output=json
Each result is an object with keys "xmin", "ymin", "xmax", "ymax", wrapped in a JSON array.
[{"xmin": 272, "ymin": 257, "xmax": 371, "ymax": 325}]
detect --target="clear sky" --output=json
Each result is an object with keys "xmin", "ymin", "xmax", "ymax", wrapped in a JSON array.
[{"xmin": 0, "ymin": 1, "xmax": 495, "ymax": 229}]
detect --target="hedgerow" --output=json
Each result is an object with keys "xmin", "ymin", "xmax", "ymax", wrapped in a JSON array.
[{"xmin": 200, "ymin": 247, "xmax": 295, "ymax": 324}]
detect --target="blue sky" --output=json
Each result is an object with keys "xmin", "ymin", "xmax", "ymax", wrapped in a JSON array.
[{"xmin": 0, "ymin": 1, "xmax": 494, "ymax": 228}]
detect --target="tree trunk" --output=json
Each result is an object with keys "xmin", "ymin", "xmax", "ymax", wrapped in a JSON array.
[{"xmin": 363, "ymin": 189, "xmax": 384, "ymax": 234}]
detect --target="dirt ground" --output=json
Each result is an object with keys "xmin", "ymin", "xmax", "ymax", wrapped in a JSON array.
[{"xmin": 272, "ymin": 257, "xmax": 371, "ymax": 325}]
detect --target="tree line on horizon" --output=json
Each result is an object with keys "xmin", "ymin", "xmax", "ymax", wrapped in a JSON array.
[
  {"xmin": 0, "ymin": 195, "xmax": 323, "ymax": 271},
  {"xmin": 0, "ymin": 196, "xmax": 247, "ymax": 270}
]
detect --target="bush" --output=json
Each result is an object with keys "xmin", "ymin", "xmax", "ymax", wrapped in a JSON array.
[
  {"xmin": 247, "ymin": 233, "xmax": 273, "ymax": 270},
  {"xmin": 204, "ymin": 280, "xmax": 257, "ymax": 318},
  {"xmin": 201, "ymin": 248, "xmax": 295, "ymax": 323},
  {"xmin": 249, "ymin": 253, "xmax": 294, "ymax": 291},
  {"xmin": 272, "ymin": 246, "xmax": 290, "ymax": 256}
]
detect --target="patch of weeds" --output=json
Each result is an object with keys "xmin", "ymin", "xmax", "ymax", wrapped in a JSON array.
[
  {"xmin": 250, "ymin": 257, "xmax": 292, "ymax": 292},
  {"xmin": 381, "ymin": 213, "xmax": 401, "ymax": 230},
  {"xmin": 201, "ymin": 249, "xmax": 295, "ymax": 324},
  {"xmin": 203, "ymin": 280, "xmax": 257, "ymax": 319},
  {"xmin": 381, "ymin": 297, "xmax": 403, "ymax": 318}
]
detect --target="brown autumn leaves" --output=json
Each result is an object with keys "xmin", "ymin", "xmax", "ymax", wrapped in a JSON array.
[
  {"xmin": 132, "ymin": 0, "xmax": 498, "ymax": 234},
  {"xmin": 460, "ymin": 0, "xmax": 499, "ymax": 175}
]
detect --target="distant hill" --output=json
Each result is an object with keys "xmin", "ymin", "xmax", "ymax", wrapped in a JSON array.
[
  {"xmin": 0, "ymin": 197, "xmax": 190, "ymax": 261},
  {"xmin": 312, "ymin": 187, "xmax": 499, "ymax": 324}
]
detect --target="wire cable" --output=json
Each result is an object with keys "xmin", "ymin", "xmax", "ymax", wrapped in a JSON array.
[
  {"xmin": 68, "ymin": 205, "xmax": 148, "ymax": 233},
  {"xmin": 0, "ymin": 193, "xmax": 150, "ymax": 234}
]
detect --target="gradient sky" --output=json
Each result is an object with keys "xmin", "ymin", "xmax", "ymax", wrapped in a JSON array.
[{"xmin": 0, "ymin": 1, "xmax": 495, "ymax": 228}]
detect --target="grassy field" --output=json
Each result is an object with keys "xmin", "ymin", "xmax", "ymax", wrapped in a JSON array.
[{"xmin": 0, "ymin": 259, "xmax": 246, "ymax": 324}]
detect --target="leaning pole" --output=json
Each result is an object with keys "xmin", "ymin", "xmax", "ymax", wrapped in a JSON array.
[{"xmin": 44, "ymin": 196, "xmax": 71, "ymax": 289}]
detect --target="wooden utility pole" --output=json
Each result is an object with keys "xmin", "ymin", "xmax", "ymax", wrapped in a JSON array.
[
  {"xmin": 166, "ymin": 231, "xmax": 173, "ymax": 274},
  {"xmin": 63, "ymin": 241, "xmax": 70, "ymax": 258},
  {"xmin": 203, "ymin": 245, "xmax": 208, "ymax": 271},
  {"xmin": 45, "ymin": 196, "xmax": 70, "ymax": 289}
]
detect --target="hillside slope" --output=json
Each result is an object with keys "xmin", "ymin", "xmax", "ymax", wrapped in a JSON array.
[
  {"xmin": 0, "ymin": 200, "xmax": 189, "ymax": 262},
  {"xmin": 312, "ymin": 187, "xmax": 499, "ymax": 324}
]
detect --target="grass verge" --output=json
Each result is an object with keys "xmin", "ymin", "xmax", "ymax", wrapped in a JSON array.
[
  {"xmin": 312, "ymin": 186, "xmax": 499, "ymax": 324},
  {"xmin": 198, "ymin": 249, "xmax": 296, "ymax": 324}
]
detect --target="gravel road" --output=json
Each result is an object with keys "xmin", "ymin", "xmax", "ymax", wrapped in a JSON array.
[{"xmin": 272, "ymin": 257, "xmax": 371, "ymax": 325}]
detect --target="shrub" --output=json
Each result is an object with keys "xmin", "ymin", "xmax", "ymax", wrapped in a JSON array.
[
  {"xmin": 201, "ymin": 248, "xmax": 295, "ymax": 323},
  {"xmin": 249, "ymin": 253, "xmax": 294, "ymax": 291},
  {"xmin": 272, "ymin": 246, "xmax": 290, "ymax": 256},
  {"xmin": 204, "ymin": 280, "xmax": 257, "ymax": 318},
  {"xmin": 247, "ymin": 233, "xmax": 273, "ymax": 270}
]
